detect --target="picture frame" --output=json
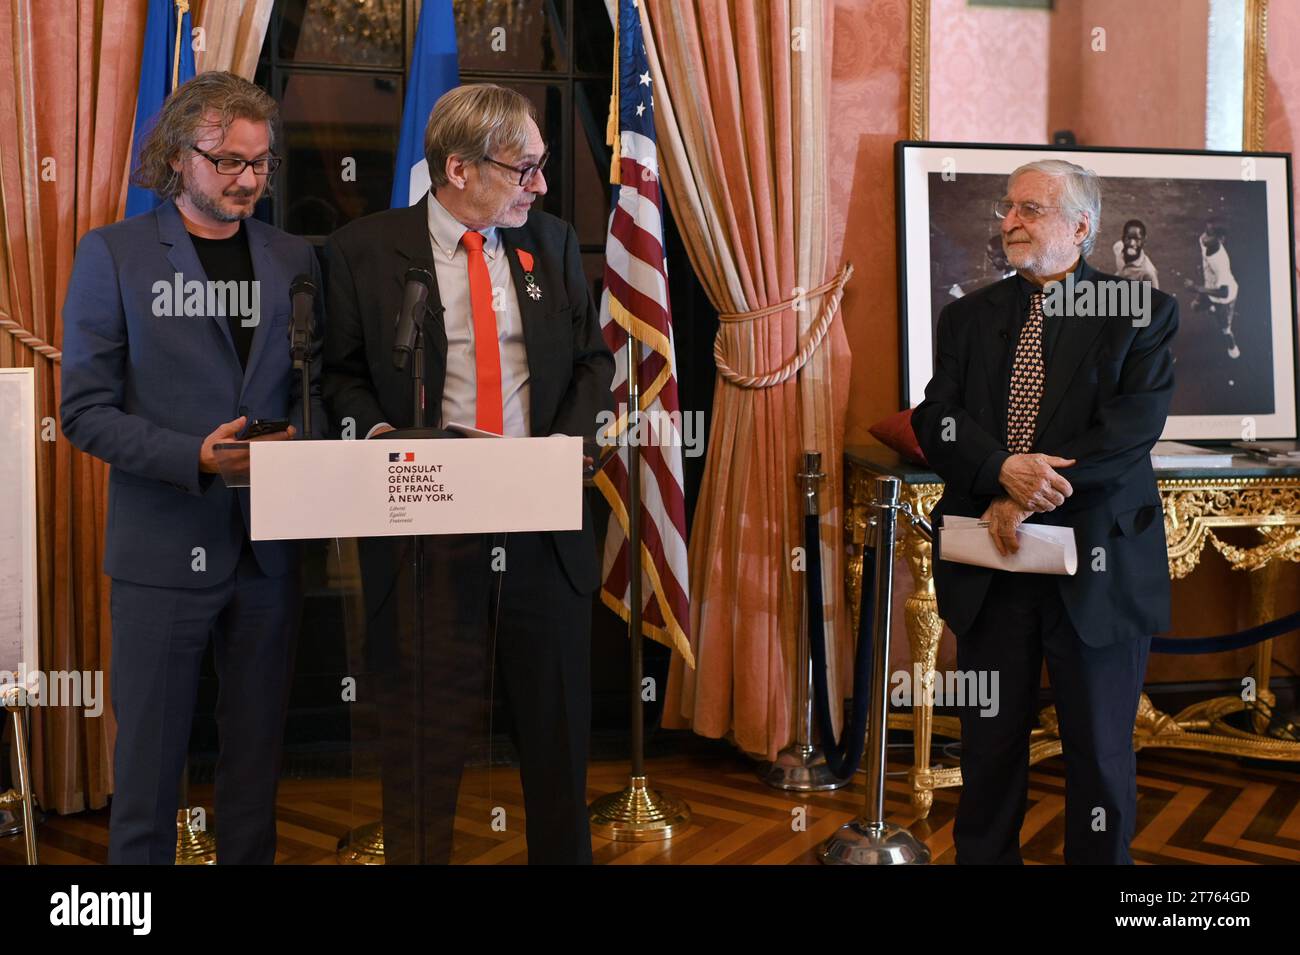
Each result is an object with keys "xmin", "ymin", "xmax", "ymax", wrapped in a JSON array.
[
  {"xmin": 895, "ymin": 140, "xmax": 1299, "ymax": 440},
  {"xmin": 0, "ymin": 367, "xmax": 39, "ymax": 688}
]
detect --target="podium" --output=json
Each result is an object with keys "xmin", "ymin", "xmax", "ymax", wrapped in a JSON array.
[{"xmin": 214, "ymin": 435, "xmax": 584, "ymax": 863}]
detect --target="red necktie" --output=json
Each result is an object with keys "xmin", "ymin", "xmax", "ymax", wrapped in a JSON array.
[{"xmin": 460, "ymin": 230, "xmax": 504, "ymax": 434}]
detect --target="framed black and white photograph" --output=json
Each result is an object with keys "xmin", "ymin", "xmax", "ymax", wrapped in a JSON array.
[
  {"xmin": 0, "ymin": 367, "xmax": 38, "ymax": 687},
  {"xmin": 896, "ymin": 141, "xmax": 1299, "ymax": 440}
]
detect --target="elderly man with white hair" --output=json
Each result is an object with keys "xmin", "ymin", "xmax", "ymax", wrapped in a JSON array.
[{"xmin": 913, "ymin": 159, "xmax": 1178, "ymax": 864}]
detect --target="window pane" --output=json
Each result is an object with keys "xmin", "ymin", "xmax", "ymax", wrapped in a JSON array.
[
  {"xmin": 279, "ymin": 72, "xmax": 403, "ymax": 235},
  {"xmin": 574, "ymin": 79, "xmax": 611, "ymax": 245},
  {"xmin": 454, "ymin": 0, "xmax": 568, "ymax": 72},
  {"xmin": 574, "ymin": 0, "xmax": 614, "ymax": 73},
  {"xmin": 496, "ymin": 82, "xmax": 565, "ymax": 220},
  {"xmin": 278, "ymin": 0, "xmax": 405, "ymax": 68}
]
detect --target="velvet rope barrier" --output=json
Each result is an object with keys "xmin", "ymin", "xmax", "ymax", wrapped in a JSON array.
[
  {"xmin": 806, "ymin": 512, "xmax": 876, "ymax": 780},
  {"xmin": 1151, "ymin": 610, "xmax": 1300, "ymax": 654}
]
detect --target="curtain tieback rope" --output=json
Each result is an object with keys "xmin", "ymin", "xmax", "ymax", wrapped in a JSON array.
[
  {"xmin": 1, "ymin": 315, "xmax": 61, "ymax": 362},
  {"xmin": 713, "ymin": 261, "xmax": 853, "ymax": 389}
]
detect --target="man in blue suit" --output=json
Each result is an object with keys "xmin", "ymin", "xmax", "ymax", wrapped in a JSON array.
[{"xmin": 60, "ymin": 72, "xmax": 324, "ymax": 864}]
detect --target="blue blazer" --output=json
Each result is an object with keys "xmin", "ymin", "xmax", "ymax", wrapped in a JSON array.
[{"xmin": 60, "ymin": 200, "xmax": 325, "ymax": 588}]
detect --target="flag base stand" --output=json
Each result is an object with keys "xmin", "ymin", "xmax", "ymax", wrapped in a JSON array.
[
  {"xmin": 175, "ymin": 809, "xmax": 217, "ymax": 865},
  {"xmin": 337, "ymin": 822, "xmax": 385, "ymax": 865},
  {"xmin": 820, "ymin": 819, "xmax": 931, "ymax": 865},
  {"xmin": 588, "ymin": 339, "xmax": 693, "ymax": 844},
  {"xmin": 761, "ymin": 741, "xmax": 847, "ymax": 791},
  {"xmin": 589, "ymin": 775, "xmax": 690, "ymax": 842}
]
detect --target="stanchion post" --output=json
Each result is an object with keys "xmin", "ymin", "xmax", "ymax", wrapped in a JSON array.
[
  {"xmin": 819, "ymin": 476, "xmax": 930, "ymax": 865},
  {"xmin": 1, "ymin": 687, "xmax": 39, "ymax": 864},
  {"xmin": 760, "ymin": 451, "xmax": 848, "ymax": 791}
]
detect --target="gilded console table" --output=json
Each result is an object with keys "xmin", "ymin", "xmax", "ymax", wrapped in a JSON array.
[{"xmin": 845, "ymin": 444, "xmax": 1300, "ymax": 817}]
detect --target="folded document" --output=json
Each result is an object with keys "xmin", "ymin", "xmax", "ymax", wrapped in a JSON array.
[{"xmin": 939, "ymin": 515, "xmax": 1078, "ymax": 575}]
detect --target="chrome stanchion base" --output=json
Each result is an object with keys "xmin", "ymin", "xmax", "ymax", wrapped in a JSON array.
[
  {"xmin": 337, "ymin": 821, "xmax": 385, "ymax": 865},
  {"xmin": 819, "ymin": 818, "xmax": 931, "ymax": 865},
  {"xmin": 760, "ymin": 742, "xmax": 850, "ymax": 791},
  {"xmin": 175, "ymin": 809, "xmax": 217, "ymax": 865},
  {"xmin": 589, "ymin": 775, "xmax": 691, "ymax": 842}
]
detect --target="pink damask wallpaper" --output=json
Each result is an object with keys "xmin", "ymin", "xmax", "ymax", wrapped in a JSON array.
[
  {"xmin": 929, "ymin": 0, "xmax": 1049, "ymax": 144},
  {"xmin": 829, "ymin": 0, "xmax": 910, "ymax": 446}
]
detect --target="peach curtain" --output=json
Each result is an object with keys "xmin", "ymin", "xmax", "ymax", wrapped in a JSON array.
[
  {"xmin": 644, "ymin": 0, "xmax": 853, "ymax": 760},
  {"xmin": 193, "ymin": 0, "xmax": 273, "ymax": 78},
  {"xmin": 0, "ymin": 0, "xmax": 146, "ymax": 812}
]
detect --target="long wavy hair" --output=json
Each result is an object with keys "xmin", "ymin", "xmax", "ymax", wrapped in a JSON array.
[{"xmin": 131, "ymin": 71, "xmax": 279, "ymax": 201}]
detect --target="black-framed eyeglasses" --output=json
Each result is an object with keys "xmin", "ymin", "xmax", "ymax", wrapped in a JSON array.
[
  {"xmin": 482, "ymin": 148, "xmax": 550, "ymax": 187},
  {"xmin": 190, "ymin": 145, "xmax": 282, "ymax": 176}
]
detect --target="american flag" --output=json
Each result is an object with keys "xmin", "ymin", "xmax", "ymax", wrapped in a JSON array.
[{"xmin": 593, "ymin": 0, "xmax": 694, "ymax": 668}]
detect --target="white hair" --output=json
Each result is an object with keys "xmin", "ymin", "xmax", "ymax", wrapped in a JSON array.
[{"xmin": 1008, "ymin": 159, "xmax": 1102, "ymax": 256}]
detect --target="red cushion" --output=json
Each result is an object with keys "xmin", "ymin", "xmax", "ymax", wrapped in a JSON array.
[{"xmin": 869, "ymin": 408, "xmax": 928, "ymax": 465}]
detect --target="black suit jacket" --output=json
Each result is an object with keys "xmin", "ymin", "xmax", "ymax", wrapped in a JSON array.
[
  {"xmin": 322, "ymin": 195, "xmax": 615, "ymax": 593},
  {"xmin": 912, "ymin": 258, "xmax": 1177, "ymax": 646}
]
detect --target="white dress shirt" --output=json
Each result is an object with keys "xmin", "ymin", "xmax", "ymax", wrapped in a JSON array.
[{"xmin": 367, "ymin": 193, "xmax": 531, "ymax": 438}]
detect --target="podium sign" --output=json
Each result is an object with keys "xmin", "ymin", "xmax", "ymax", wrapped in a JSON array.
[{"xmin": 247, "ymin": 437, "xmax": 583, "ymax": 540}]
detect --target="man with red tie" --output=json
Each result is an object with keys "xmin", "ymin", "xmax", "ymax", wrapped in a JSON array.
[{"xmin": 323, "ymin": 84, "xmax": 613, "ymax": 864}]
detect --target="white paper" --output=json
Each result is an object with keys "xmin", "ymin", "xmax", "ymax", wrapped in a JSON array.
[
  {"xmin": 939, "ymin": 515, "xmax": 1078, "ymax": 575},
  {"xmin": 445, "ymin": 421, "xmax": 503, "ymax": 439}
]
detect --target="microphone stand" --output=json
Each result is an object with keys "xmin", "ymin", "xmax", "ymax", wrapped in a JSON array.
[
  {"xmin": 291, "ymin": 316, "xmax": 312, "ymax": 439},
  {"xmin": 412, "ymin": 321, "xmax": 424, "ymax": 429},
  {"xmin": 340, "ymin": 303, "xmax": 447, "ymax": 864},
  {"xmin": 383, "ymin": 304, "xmax": 446, "ymax": 440}
]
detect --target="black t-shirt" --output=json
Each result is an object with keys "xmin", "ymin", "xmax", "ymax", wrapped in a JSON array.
[{"xmin": 190, "ymin": 224, "xmax": 256, "ymax": 370}]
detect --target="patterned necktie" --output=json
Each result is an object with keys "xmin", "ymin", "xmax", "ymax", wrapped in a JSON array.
[
  {"xmin": 460, "ymin": 230, "xmax": 504, "ymax": 434},
  {"xmin": 1005, "ymin": 290, "xmax": 1045, "ymax": 453}
]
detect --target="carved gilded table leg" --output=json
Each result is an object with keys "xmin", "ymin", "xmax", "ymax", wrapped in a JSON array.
[
  {"xmin": 1248, "ymin": 561, "xmax": 1279, "ymax": 734},
  {"xmin": 900, "ymin": 507, "xmax": 944, "ymax": 817}
]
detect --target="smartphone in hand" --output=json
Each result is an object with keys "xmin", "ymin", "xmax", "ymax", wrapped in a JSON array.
[{"xmin": 240, "ymin": 418, "xmax": 291, "ymax": 440}]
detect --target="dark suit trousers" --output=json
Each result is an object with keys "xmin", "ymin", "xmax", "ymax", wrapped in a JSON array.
[
  {"xmin": 377, "ymin": 531, "xmax": 593, "ymax": 865},
  {"xmin": 953, "ymin": 572, "xmax": 1150, "ymax": 865},
  {"xmin": 108, "ymin": 541, "xmax": 300, "ymax": 864}
]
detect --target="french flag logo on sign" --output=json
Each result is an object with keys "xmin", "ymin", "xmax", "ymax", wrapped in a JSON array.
[{"xmin": 388, "ymin": 452, "xmax": 415, "ymax": 462}]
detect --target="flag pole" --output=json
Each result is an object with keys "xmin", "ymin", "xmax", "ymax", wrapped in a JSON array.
[{"xmin": 588, "ymin": 335, "xmax": 690, "ymax": 842}]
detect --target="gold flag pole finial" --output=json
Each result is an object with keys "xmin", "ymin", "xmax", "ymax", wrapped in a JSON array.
[{"xmin": 171, "ymin": 0, "xmax": 190, "ymax": 92}]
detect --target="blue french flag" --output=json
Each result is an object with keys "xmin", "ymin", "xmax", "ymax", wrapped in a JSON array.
[
  {"xmin": 390, "ymin": 0, "xmax": 460, "ymax": 207},
  {"xmin": 125, "ymin": 0, "xmax": 196, "ymax": 218}
]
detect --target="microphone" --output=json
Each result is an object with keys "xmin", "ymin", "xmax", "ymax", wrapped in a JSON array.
[
  {"xmin": 393, "ymin": 263, "xmax": 434, "ymax": 371},
  {"xmin": 289, "ymin": 274, "xmax": 315, "ymax": 368}
]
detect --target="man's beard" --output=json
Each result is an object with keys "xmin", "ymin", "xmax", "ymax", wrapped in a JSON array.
[
  {"xmin": 184, "ymin": 181, "xmax": 258, "ymax": 222},
  {"xmin": 1006, "ymin": 237, "xmax": 1075, "ymax": 276}
]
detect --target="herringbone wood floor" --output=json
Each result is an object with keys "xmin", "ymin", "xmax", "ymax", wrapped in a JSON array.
[{"xmin": 4, "ymin": 747, "xmax": 1299, "ymax": 864}]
